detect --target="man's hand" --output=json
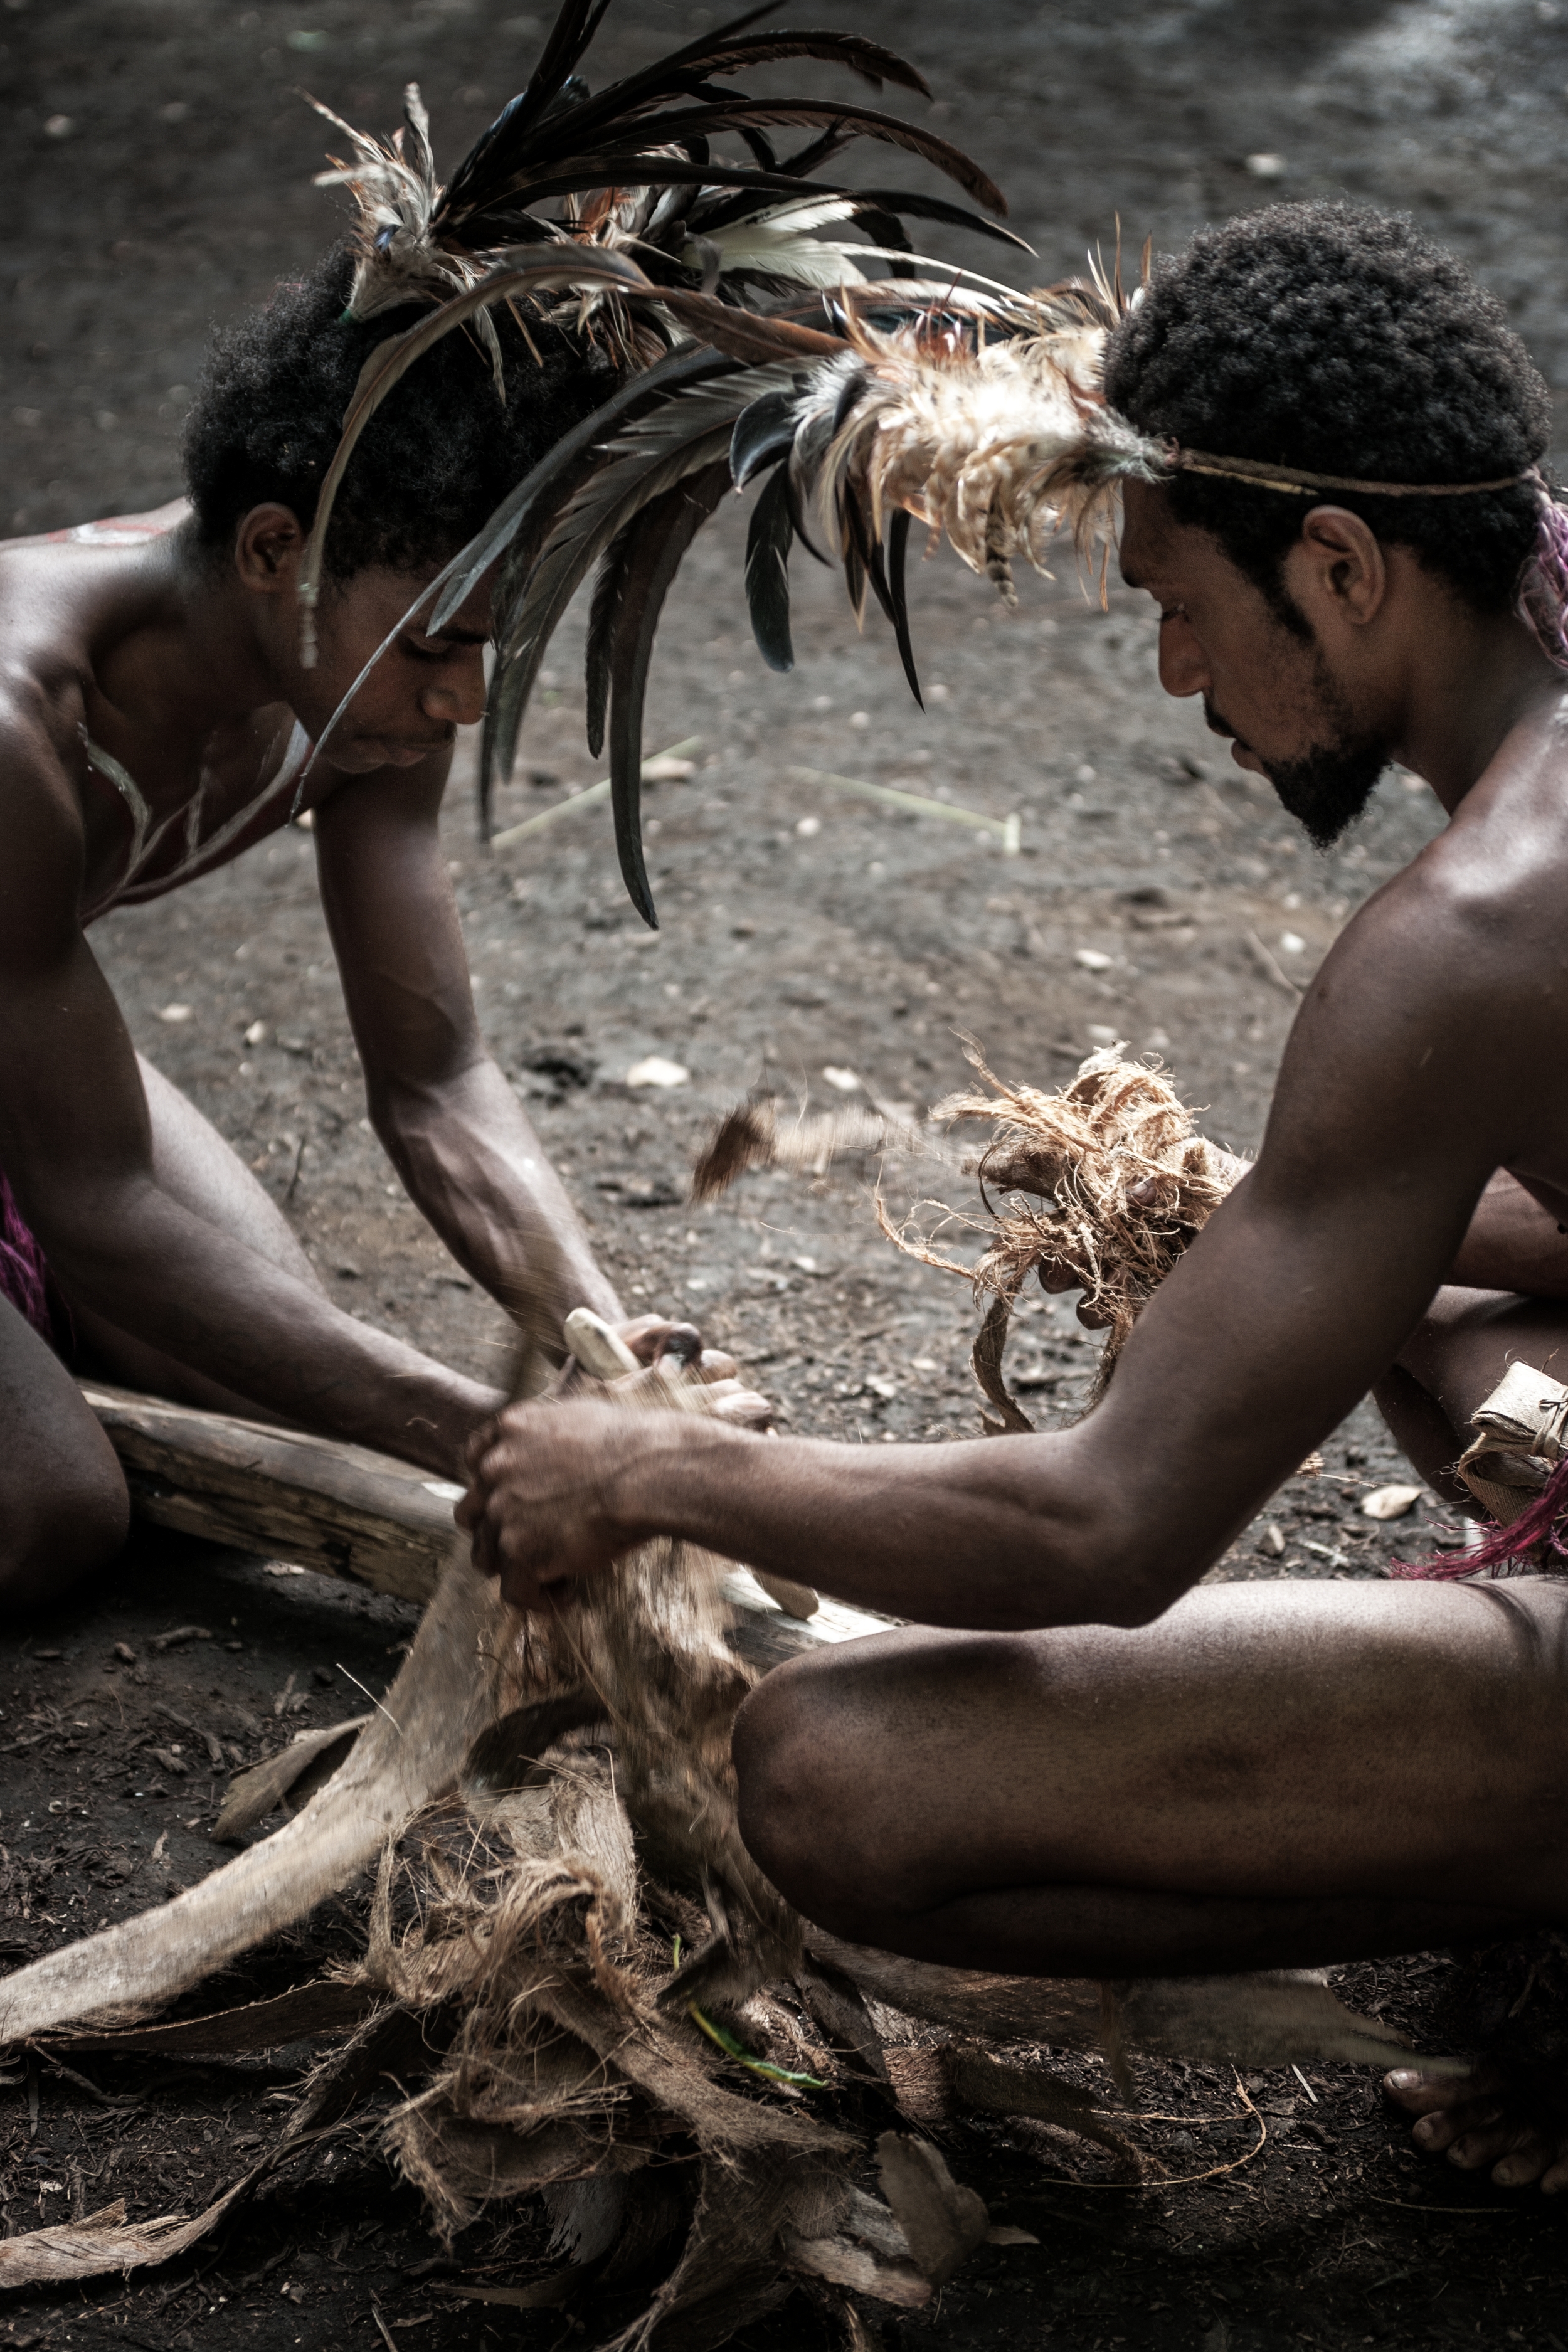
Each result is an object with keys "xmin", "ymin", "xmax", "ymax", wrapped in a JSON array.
[
  {"xmin": 458, "ymin": 1396, "xmax": 660, "ymax": 1607},
  {"xmin": 458, "ymin": 1319, "xmax": 771, "ymax": 1611}
]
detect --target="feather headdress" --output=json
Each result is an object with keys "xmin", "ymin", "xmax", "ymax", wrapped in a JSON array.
[
  {"xmin": 301, "ymin": 243, "xmax": 1178, "ymax": 925},
  {"xmin": 395, "ymin": 263, "xmax": 1170, "ymax": 923},
  {"xmin": 302, "ymin": 0, "xmax": 1015, "ymax": 361}
]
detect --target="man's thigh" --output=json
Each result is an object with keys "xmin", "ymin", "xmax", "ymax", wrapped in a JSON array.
[
  {"xmin": 739, "ymin": 1579, "xmax": 1568, "ymax": 1919},
  {"xmin": 0, "ymin": 1291, "xmax": 128, "ymax": 1592},
  {"xmin": 63, "ymin": 1057, "xmax": 327, "ymax": 1414},
  {"xmin": 137, "ymin": 1055, "xmax": 323, "ymax": 1288}
]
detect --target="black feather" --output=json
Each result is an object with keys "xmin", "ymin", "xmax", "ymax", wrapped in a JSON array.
[
  {"xmin": 730, "ymin": 384, "xmax": 801, "ymax": 487},
  {"xmin": 479, "ymin": 373, "xmax": 779, "ymax": 831},
  {"xmin": 736, "ymin": 124, "xmax": 778, "ymax": 172},
  {"xmin": 849, "ymin": 187, "xmax": 1035, "ymax": 253},
  {"xmin": 584, "ymin": 520, "xmax": 635, "ymax": 760},
  {"xmin": 512, "ymin": 100, "xmax": 1006, "ymax": 214},
  {"xmin": 886, "ymin": 507, "xmax": 923, "ymax": 707},
  {"xmin": 448, "ymin": 345, "xmax": 740, "ymax": 840},
  {"xmin": 744, "ymin": 464, "xmax": 795, "ymax": 672},
  {"xmin": 842, "ymin": 532, "xmax": 866, "ymax": 627},
  {"xmin": 539, "ymin": 26, "xmax": 930, "ymax": 149},
  {"xmin": 606, "ymin": 462, "xmax": 734, "ymax": 926},
  {"xmin": 845, "ymin": 488, "xmax": 896, "ymax": 633}
]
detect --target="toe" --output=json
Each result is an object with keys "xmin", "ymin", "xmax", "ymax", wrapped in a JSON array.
[
  {"xmin": 1444, "ymin": 2122, "xmax": 1512, "ymax": 2170},
  {"xmin": 1414, "ymin": 2098, "xmax": 1502, "ymax": 2151},
  {"xmin": 1491, "ymin": 2136, "xmax": 1553, "ymax": 2188},
  {"xmin": 1385, "ymin": 2067, "xmax": 1479, "ymax": 2117}
]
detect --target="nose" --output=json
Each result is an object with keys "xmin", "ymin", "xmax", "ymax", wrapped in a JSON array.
[
  {"xmin": 421, "ymin": 648, "xmax": 487, "ymax": 729},
  {"xmin": 1157, "ymin": 613, "xmax": 1209, "ymax": 702}
]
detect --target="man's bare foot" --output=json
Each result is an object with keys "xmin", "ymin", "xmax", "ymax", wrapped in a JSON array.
[{"xmin": 1385, "ymin": 2067, "xmax": 1568, "ymax": 2191}]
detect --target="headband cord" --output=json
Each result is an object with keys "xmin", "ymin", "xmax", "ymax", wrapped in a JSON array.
[{"xmin": 1162, "ymin": 445, "xmax": 1568, "ymax": 674}]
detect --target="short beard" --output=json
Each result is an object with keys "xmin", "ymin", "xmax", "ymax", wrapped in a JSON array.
[
  {"xmin": 1205, "ymin": 657, "xmax": 1391, "ymax": 851},
  {"xmin": 1265, "ymin": 734, "xmax": 1391, "ymax": 850}
]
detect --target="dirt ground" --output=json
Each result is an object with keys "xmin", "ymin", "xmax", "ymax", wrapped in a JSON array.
[{"xmin": 3, "ymin": 0, "xmax": 1568, "ymax": 2344}]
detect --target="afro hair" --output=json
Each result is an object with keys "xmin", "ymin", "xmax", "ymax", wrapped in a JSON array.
[
  {"xmin": 1104, "ymin": 202, "xmax": 1552, "ymax": 627},
  {"xmin": 182, "ymin": 245, "xmax": 619, "ymax": 578}
]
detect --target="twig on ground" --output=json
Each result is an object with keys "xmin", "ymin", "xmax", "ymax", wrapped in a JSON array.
[{"xmin": 789, "ymin": 765, "xmax": 1021, "ymax": 852}]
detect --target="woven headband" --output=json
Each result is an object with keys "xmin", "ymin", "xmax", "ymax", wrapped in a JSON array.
[{"xmin": 1173, "ymin": 448, "xmax": 1534, "ymax": 499}]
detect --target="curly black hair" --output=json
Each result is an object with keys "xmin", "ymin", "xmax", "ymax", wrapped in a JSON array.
[
  {"xmin": 1103, "ymin": 202, "xmax": 1552, "ymax": 631},
  {"xmin": 182, "ymin": 245, "xmax": 618, "ymax": 578}
]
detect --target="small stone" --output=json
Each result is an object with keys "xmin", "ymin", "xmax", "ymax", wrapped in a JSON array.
[
  {"xmin": 624, "ymin": 1056, "xmax": 689, "ymax": 1089},
  {"xmin": 1074, "ymin": 948, "xmax": 1113, "ymax": 972},
  {"xmin": 1362, "ymin": 1483, "xmax": 1424, "ymax": 1521},
  {"xmin": 156, "ymin": 1003, "xmax": 193, "ymax": 1024}
]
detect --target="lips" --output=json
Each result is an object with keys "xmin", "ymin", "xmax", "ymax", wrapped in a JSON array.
[{"xmin": 360, "ymin": 738, "xmax": 450, "ymax": 768}]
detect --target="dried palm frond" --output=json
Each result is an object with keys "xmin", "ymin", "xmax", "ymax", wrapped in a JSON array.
[{"xmin": 877, "ymin": 1039, "xmax": 1242, "ymax": 1416}]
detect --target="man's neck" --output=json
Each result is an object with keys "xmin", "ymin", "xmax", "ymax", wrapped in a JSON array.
[
  {"xmin": 1397, "ymin": 607, "xmax": 1564, "ymax": 813},
  {"xmin": 97, "ymin": 524, "xmax": 285, "ymax": 747}
]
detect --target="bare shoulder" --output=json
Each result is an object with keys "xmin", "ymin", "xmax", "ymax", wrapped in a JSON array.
[
  {"xmin": 1264, "ymin": 750, "xmax": 1568, "ymax": 1180},
  {"xmin": 0, "ymin": 497, "xmax": 188, "ymax": 561},
  {"xmin": 1333, "ymin": 738, "xmax": 1568, "ymax": 994}
]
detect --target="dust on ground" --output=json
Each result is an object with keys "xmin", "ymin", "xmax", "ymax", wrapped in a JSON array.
[{"xmin": 2, "ymin": 0, "xmax": 1566, "ymax": 2344}]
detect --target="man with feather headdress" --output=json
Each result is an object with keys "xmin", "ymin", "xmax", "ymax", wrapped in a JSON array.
[
  {"xmin": 465, "ymin": 203, "xmax": 1568, "ymax": 2195},
  {"xmin": 0, "ymin": 1, "xmax": 1007, "ymax": 1601}
]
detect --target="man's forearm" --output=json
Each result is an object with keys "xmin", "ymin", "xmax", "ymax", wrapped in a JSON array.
[
  {"xmin": 45, "ymin": 1179, "xmax": 499, "ymax": 1471},
  {"xmin": 605, "ymin": 1416, "xmax": 1172, "ymax": 1631},
  {"xmin": 376, "ymin": 1058, "xmax": 622, "ymax": 1341},
  {"xmin": 1449, "ymin": 1169, "xmax": 1568, "ymax": 1298}
]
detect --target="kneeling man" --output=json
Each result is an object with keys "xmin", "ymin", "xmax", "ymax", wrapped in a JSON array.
[{"xmin": 462, "ymin": 203, "xmax": 1568, "ymax": 2193}]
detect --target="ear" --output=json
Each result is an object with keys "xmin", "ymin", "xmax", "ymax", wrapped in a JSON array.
[
  {"xmin": 233, "ymin": 504, "xmax": 307, "ymax": 595},
  {"xmin": 1290, "ymin": 504, "xmax": 1388, "ymax": 631}
]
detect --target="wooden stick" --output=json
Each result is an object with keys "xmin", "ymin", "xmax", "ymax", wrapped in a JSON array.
[
  {"xmin": 78, "ymin": 1380, "xmax": 888, "ymax": 1646},
  {"xmin": 79, "ymin": 1381, "xmax": 455, "ymax": 1604}
]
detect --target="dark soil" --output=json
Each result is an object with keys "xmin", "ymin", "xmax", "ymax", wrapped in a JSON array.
[{"xmin": 3, "ymin": 0, "xmax": 1567, "ymax": 2344}]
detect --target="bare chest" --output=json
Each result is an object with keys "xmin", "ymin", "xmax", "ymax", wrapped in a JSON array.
[{"xmin": 77, "ymin": 709, "xmax": 313, "ymax": 923}]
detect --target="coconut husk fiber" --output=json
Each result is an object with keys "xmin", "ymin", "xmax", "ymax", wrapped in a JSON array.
[
  {"xmin": 872, "ymin": 1037, "xmax": 1241, "ymax": 1427},
  {"xmin": 691, "ymin": 1039, "xmax": 1244, "ymax": 1433},
  {"xmin": 0, "ymin": 1311, "xmax": 1449, "ymax": 2335}
]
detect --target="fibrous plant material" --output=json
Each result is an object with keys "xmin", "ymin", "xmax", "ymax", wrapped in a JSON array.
[
  {"xmin": 0, "ymin": 1333, "xmax": 1448, "ymax": 2333},
  {"xmin": 691, "ymin": 1094, "xmax": 916, "ymax": 1202},
  {"xmin": 876, "ymin": 1038, "xmax": 1242, "ymax": 1422}
]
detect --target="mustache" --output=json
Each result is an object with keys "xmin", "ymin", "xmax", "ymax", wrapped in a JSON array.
[{"xmin": 1203, "ymin": 697, "xmax": 1249, "ymax": 751}]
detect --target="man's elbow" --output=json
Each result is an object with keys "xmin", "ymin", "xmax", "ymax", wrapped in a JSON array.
[{"xmin": 1021, "ymin": 1510, "xmax": 1205, "ymax": 1632}]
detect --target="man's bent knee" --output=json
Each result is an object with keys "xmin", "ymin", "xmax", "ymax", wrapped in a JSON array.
[
  {"xmin": 0, "ymin": 1448, "xmax": 129, "ymax": 1611},
  {"xmin": 733, "ymin": 1651, "xmax": 906, "ymax": 1940}
]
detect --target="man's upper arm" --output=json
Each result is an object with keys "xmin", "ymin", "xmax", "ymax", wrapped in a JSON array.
[
  {"xmin": 312, "ymin": 753, "xmax": 487, "ymax": 1096},
  {"xmin": 1068, "ymin": 875, "xmax": 1519, "ymax": 1592},
  {"xmin": 0, "ymin": 700, "xmax": 157, "ymax": 1248}
]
